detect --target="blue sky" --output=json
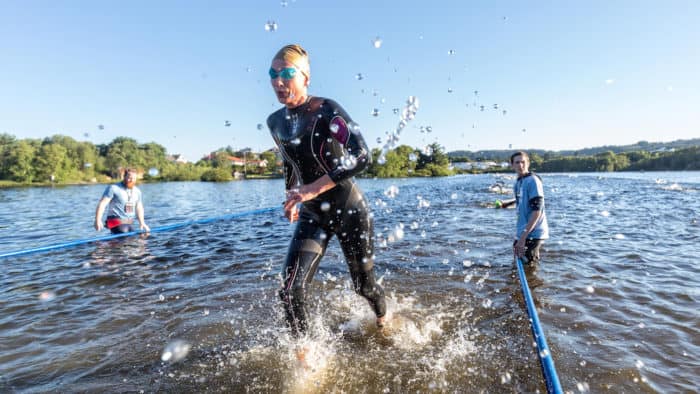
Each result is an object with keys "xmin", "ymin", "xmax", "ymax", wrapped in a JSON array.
[{"xmin": 1, "ymin": 1, "xmax": 698, "ymax": 161}]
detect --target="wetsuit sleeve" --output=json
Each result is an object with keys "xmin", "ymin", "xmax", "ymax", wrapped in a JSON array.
[
  {"xmin": 528, "ymin": 196, "xmax": 543, "ymax": 210},
  {"xmin": 324, "ymin": 100, "xmax": 371, "ymax": 183},
  {"xmin": 268, "ymin": 116, "xmax": 299, "ymax": 191},
  {"xmin": 526, "ymin": 176, "xmax": 545, "ymax": 210}
]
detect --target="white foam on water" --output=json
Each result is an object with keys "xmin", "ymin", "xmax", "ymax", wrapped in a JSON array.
[{"xmin": 662, "ymin": 183, "xmax": 683, "ymax": 191}]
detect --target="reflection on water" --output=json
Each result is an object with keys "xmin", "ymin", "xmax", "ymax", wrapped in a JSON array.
[{"xmin": 1, "ymin": 174, "xmax": 699, "ymax": 392}]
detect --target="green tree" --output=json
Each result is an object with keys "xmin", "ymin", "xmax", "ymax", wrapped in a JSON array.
[
  {"xmin": 0, "ymin": 133, "xmax": 17, "ymax": 179},
  {"xmin": 201, "ymin": 168, "xmax": 233, "ymax": 182},
  {"xmin": 104, "ymin": 137, "xmax": 142, "ymax": 174},
  {"xmin": 6, "ymin": 140, "xmax": 36, "ymax": 182},
  {"xmin": 210, "ymin": 151, "xmax": 232, "ymax": 168},
  {"xmin": 34, "ymin": 143, "xmax": 69, "ymax": 181},
  {"xmin": 260, "ymin": 150, "xmax": 279, "ymax": 174},
  {"xmin": 417, "ymin": 143, "xmax": 451, "ymax": 176}
]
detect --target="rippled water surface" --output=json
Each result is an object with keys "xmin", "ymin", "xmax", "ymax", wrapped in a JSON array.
[{"xmin": 1, "ymin": 173, "xmax": 698, "ymax": 393}]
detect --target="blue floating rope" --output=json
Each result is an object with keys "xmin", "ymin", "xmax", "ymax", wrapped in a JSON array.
[
  {"xmin": 0, "ymin": 206, "xmax": 280, "ymax": 259},
  {"xmin": 516, "ymin": 257, "xmax": 564, "ymax": 394}
]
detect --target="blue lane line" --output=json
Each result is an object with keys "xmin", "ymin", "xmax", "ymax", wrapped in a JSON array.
[
  {"xmin": 0, "ymin": 206, "xmax": 280, "ymax": 259},
  {"xmin": 516, "ymin": 257, "xmax": 564, "ymax": 394}
]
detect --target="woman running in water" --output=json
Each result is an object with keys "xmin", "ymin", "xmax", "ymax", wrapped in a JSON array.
[{"xmin": 266, "ymin": 44, "xmax": 386, "ymax": 337}]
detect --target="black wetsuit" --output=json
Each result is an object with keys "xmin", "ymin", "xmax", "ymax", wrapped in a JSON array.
[{"xmin": 267, "ymin": 96, "xmax": 386, "ymax": 336}]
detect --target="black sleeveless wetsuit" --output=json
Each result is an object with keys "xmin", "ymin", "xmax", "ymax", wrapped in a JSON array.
[{"xmin": 267, "ymin": 96, "xmax": 386, "ymax": 336}]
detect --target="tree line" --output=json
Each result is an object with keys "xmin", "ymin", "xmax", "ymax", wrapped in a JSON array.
[
  {"xmin": 1, "ymin": 133, "xmax": 698, "ymax": 186},
  {"xmin": 452, "ymin": 148, "xmax": 700, "ymax": 173},
  {"xmin": 0, "ymin": 134, "xmax": 278, "ymax": 184}
]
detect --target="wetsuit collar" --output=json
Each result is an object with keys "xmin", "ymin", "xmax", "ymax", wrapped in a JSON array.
[
  {"xmin": 285, "ymin": 95, "xmax": 312, "ymax": 112},
  {"xmin": 517, "ymin": 172, "xmax": 532, "ymax": 180}
]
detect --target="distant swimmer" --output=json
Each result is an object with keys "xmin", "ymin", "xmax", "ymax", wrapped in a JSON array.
[
  {"xmin": 488, "ymin": 182, "xmax": 508, "ymax": 194},
  {"xmin": 94, "ymin": 168, "xmax": 150, "ymax": 234},
  {"xmin": 266, "ymin": 44, "xmax": 386, "ymax": 337},
  {"xmin": 497, "ymin": 151, "xmax": 549, "ymax": 265}
]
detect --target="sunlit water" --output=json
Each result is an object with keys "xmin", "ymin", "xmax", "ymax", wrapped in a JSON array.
[{"xmin": 1, "ymin": 173, "xmax": 698, "ymax": 392}]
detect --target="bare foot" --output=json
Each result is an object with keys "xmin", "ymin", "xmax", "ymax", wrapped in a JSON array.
[
  {"xmin": 376, "ymin": 316, "xmax": 386, "ymax": 328},
  {"xmin": 296, "ymin": 347, "xmax": 309, "ymax": 369}
]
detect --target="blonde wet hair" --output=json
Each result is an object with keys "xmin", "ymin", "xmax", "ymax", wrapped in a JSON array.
[{"xmin": 273, "ymin": 44, "xmax": 310, "ymax": 78}]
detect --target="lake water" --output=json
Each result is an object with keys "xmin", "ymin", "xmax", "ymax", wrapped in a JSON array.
[{"xmin": 1, "ymin": 172, "xmax": 698, "ymax": 393}]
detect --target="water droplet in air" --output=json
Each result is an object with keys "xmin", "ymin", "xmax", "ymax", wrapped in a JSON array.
[
  {"xmin": 372, "ymin": 37, "xmax": 382, "ymax": 48},
  {"xmin": 355, "ymin": 73, "xmax": 364, "ymax": 80},
  {"xmin": 500, "ymin": 372, "xmax": 512, "ymax": 384},
  {"xmin": 320, "ymin": 202, "xmax": 331, "ymax": 211},
  {"xmin": 161, "ymin": 340, "xmax": 191, "ymax": 363},
  {"xmin": 447, "ymin": 49, "xmax": 456, "ymax": 55},
  {"xmin": 341, "ymin": 155, "xmax": 357, "ymax": 169},
  {"xmin": 257, "ymin": 123, "xmax": 263, "ymax": 130},
  {"xmin": 148, "ymin": 168, "xmax": 159, "ymax": 177},
  {"xmin": 393, "ymin": 225, "xmax": 404, "ymax": 240},
  {"xmin": 392, "ymin": 108, "xmax": 399, "ymax": 115},
  {"xmin": 264, "ymin": 21, "xmax": 278, "ymax": 32},
  {"xmin": 384, "ymin": 185, "xmax": 399, "ymax": 198},
  {"xmin": 225, "ymin": 120, "xmax": 231, "ymax": 127},
  {"xmin": 371, "ymin": 108, "xmax": 380, "ymax": 117},
  {"xmin": 408, "ymin": 153, "xmax": 417, "ymax": 161},
  {"xmin": 330, "ymin": 123, "xmax": 339, "ymax": 133},
  {"xmin": 291, "ymin": 138, "xmax": 301, "ymax": 145},
  {"xmin": 98, "ymin": 124, "xmax": 105, "ymax": 130}
]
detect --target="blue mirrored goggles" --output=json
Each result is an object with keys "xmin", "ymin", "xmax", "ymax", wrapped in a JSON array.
[{"xmin": 269, "ymin": 67, "xmax": 298, "ymax": 80}]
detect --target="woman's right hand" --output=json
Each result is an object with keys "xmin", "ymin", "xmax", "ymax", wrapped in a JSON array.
[
  {"xmin": 284, "ymin": 201, "xmax": 300, "ymax": 223},
  {"xmin": 284, "ymin": 191, "xmax": 301, "ymax": 223}
]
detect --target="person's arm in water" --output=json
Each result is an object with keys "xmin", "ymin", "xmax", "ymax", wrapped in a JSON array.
[
  {"xmin": 136, "ymin": 200, "xmax": 150, "ymax": 232},
  {"xmin": 94, "ymin": 197, "xmax": 110, "ymax": 231},
  {"xmin": 496, "ymin": 198, "xmax": 516, "ymax": 209},
  {"xmin": 514, "ymin": 197, "xmax": 544, "ymax": 257}
]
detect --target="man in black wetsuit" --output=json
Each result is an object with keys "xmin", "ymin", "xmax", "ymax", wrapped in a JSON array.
[{"xmin": 266, "ymin": 44, "xmax": 386, "ymax": 337}]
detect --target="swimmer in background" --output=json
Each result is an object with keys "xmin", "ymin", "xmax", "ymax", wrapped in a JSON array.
[
  {"xmin": 94, "ymin": 168, "xmax": 150, "ymax": 234},
  {"xmin": 266, "ymin": 44, "xmax": 387, "ymax": 338},
  {"xmin": 497, "ymin": 151, "xmax": 549, "ymax": 264}
]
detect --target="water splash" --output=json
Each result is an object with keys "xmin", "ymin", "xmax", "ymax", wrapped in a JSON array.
[
  {"xmin": 377, "ymin": 97, "xmax": 419, "ymax": 164},
  {"xmin": 161, "ymin": 340, "xmax": 191, "ymax": 363}
]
